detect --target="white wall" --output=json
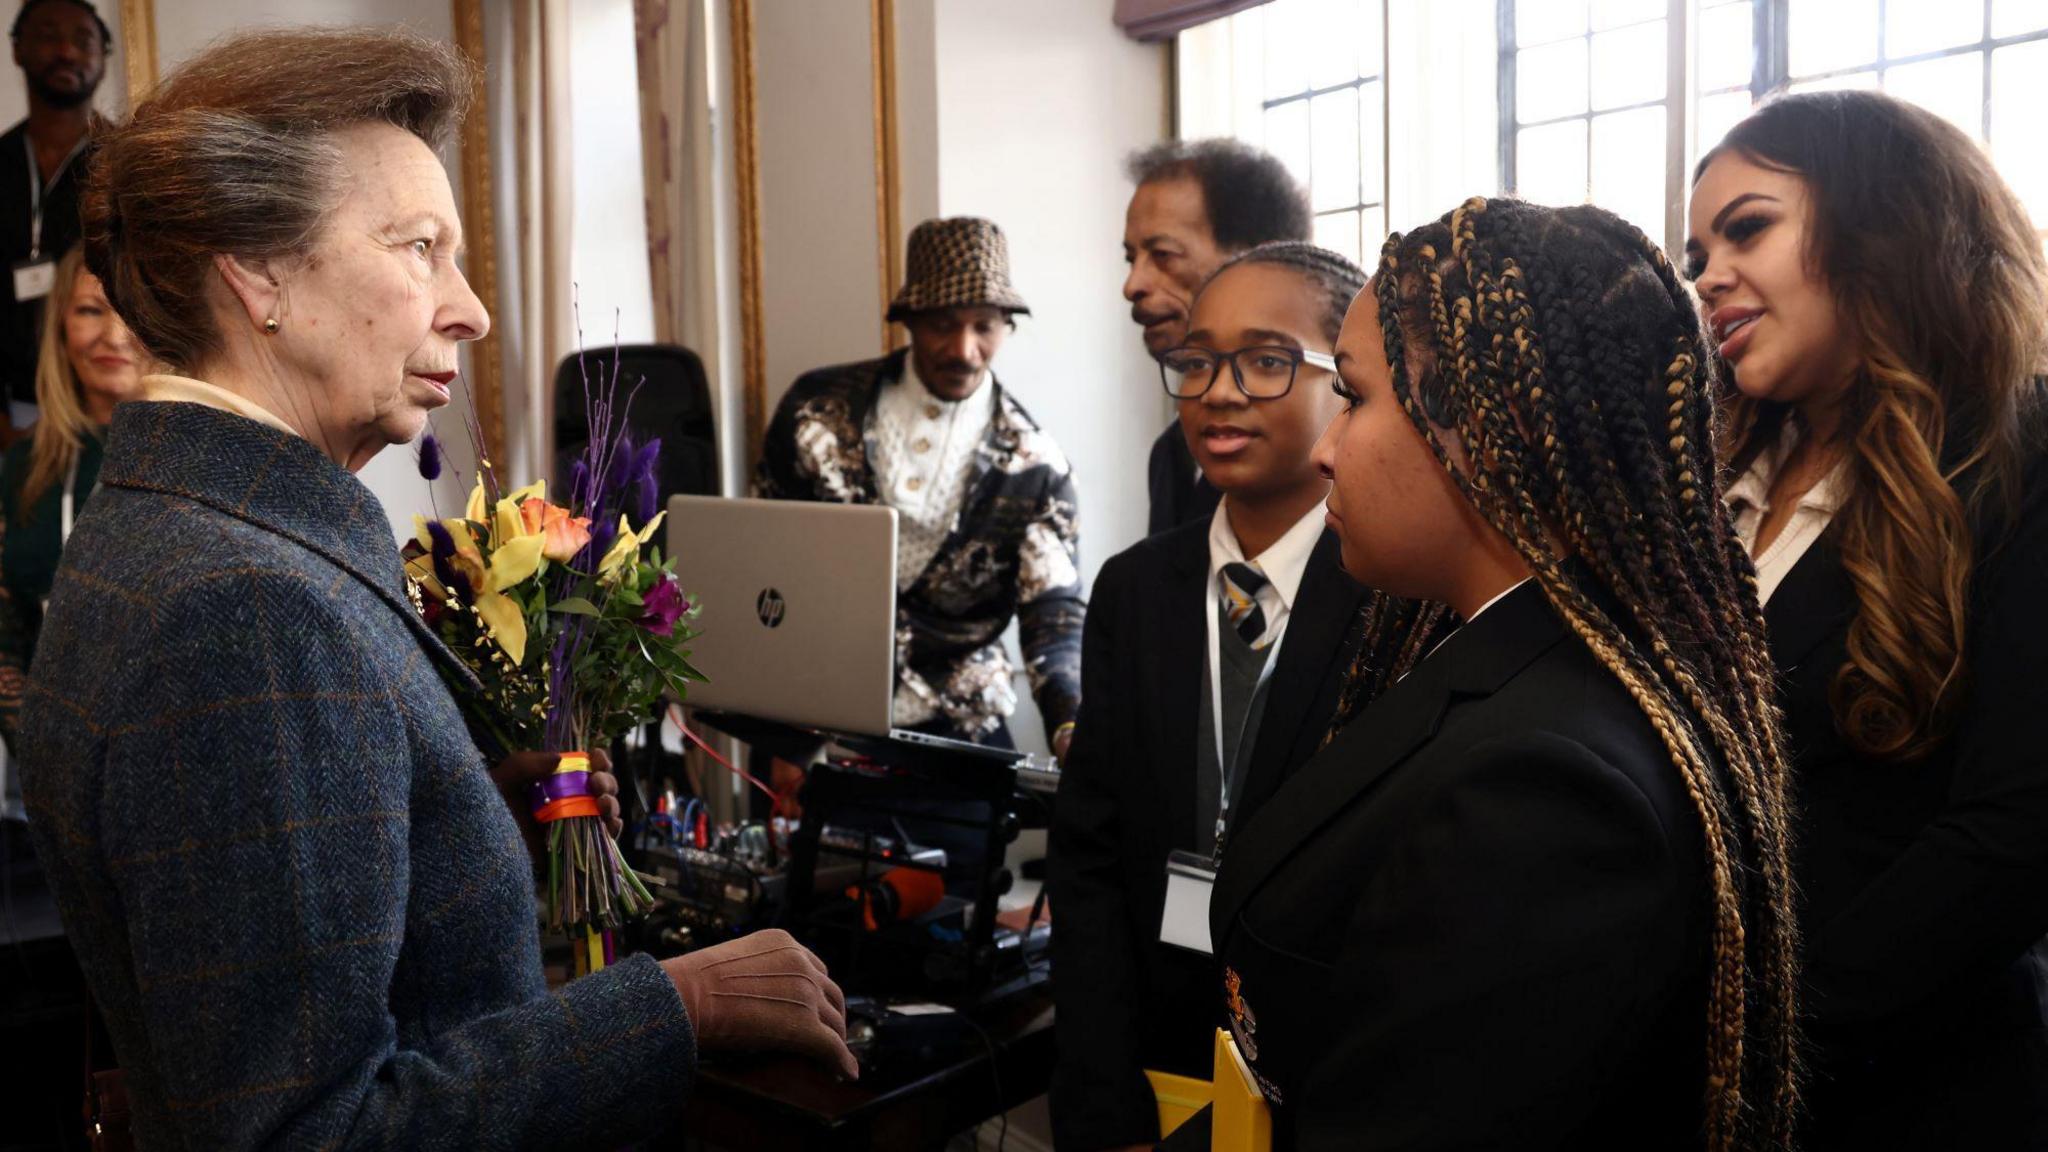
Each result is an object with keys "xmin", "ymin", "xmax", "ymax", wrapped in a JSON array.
[
  {"xmin": 754, "ymin": 0, "xmax": 885, "ymax": 404},
  {"xmin": 566, "ymin": 0, "xmax": 654, "ymax": 348},
  {"xmin": 904, "ymin": 0, "xmax": 1169, "ymax": 753},
  {"xmin": 925, "ymin": 0, "xmax": 1169, "ymax": 589}
]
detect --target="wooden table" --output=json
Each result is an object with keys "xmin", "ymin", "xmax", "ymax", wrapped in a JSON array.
[{"xmin": 673, "ymin": 980, "xmax": 1054, "ymax": 1151}]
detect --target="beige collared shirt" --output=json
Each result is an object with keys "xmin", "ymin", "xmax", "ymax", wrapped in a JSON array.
[
  {"xmin": 1726, "ymin": 420, "xmax": 1847, "ymax": 606},
  {"xmin": 139, "ymin": 374, "xmax": 299, "ymax": 437}
]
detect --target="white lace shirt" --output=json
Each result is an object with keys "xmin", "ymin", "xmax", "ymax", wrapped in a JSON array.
[{"xmin": 867, "ymin": 357, "xmax": 996, "ymax": 591}]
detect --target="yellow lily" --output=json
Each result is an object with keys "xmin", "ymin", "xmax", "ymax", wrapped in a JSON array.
[
  {"xmin": 476, "ymin": 493, "xmax": 549, "ymax": 664},
  {"xmin": 445, "ymin": 485, "xmax": 552, "ymax": 663},
  {"xmin": 597, "ymin": 511, "xmax": 667, "ymax": 585},
  {"xmin": 472, "ymin": 571, "xmax": 536, "ymax": 664}
]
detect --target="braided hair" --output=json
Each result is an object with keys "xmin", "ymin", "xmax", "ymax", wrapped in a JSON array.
[
  {"xmin": 1373, "ymin": 197, "xmax": 1800, "ymax": 1150},
  {"xmin": 1203, "ymin": 240, "xmax": 1368, "ymax": 345}
]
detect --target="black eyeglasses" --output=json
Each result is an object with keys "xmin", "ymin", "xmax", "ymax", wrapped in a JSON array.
[{"xmin": 1159, "ymin": 344, "xmax": 1338, "ymax": 400}]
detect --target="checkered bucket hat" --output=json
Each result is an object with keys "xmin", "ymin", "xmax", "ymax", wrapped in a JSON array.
[{"xmin": 887, "ymin": 217, "xmax": 1032, "ymax": 321}]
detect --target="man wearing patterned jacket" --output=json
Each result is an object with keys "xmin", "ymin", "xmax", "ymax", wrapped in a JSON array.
[{"xmin": 755, "ymin": 217, "xmax": 1083, "ymax": 756}]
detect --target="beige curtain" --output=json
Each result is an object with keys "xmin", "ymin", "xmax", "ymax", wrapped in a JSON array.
[
  {"xmin": 633, "ymin": 0, "xmax": 746, "ymax": 498},
  {"xmin": 633, "ymin": 0, "xmax": 750, "ymax": 810},
  {"xmin": 487, "ymin": 0, "xmax": 577, "ymax": 488}
]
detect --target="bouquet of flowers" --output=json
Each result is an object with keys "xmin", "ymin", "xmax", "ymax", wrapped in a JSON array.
[{"xmin": 402, "ymin": 356, "xmax": 703, "ymax": 975}]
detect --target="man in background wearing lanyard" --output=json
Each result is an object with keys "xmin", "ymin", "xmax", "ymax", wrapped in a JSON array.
[{"xmin": 0, "ymin": 0, "xmax": 106, "ymax": 438}]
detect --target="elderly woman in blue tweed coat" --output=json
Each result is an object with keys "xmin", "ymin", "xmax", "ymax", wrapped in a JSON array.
[{"xmin": 21, "ymin": 28, "xmax": 855, "ymax": 1151}]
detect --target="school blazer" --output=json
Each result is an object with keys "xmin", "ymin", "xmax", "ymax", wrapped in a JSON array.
[
  {"xmin": 1171, "ymin": 581, "xmax": 1713, "ymax": 1151},
  {"xmin": 1048, "ymin": 518, "xmax": 1368, "ymax": 1151},
  {"xmin": 1768, "ymin": 460, "xmax": 2048, "ymax": 1150}
]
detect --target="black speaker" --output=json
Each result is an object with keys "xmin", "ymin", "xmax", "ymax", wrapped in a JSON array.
[{"xmin": 553, "ymin": 343, "xmax": 720, "ymax": 502}]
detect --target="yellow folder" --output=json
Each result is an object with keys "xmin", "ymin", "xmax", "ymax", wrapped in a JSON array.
[
  {"xmin": 1210, "ymin": 1027, "xmax": 1273, "ymax": 1152},
  {"xmin": 1142, "ymin": 1029, "xmax": 1271, "ymax": 1151},
  {"xmin": 1145, "ymin": 1067, "xmax": 1212, "ymax": 1138}
]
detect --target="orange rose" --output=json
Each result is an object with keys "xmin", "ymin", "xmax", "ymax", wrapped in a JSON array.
[{"xmin": 521, "ymin": 498, "xmax": 593, "ymax": 563}]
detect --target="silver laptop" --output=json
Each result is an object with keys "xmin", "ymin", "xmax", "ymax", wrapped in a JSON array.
[{"xmin": 664, "ymin": 496, "xmax": 1019, "ymax": 761}]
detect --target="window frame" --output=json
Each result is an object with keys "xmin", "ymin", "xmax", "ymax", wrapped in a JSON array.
[
  {"xmin": 1172, "ymin": 0, "xmax": 1395, "ymax": 266},
  {"xmin": 1498, "ymin": 0, "xmax": 2048, "ymax": 253},
  {"xmin": 1260, "ymin": 24, "xmax": 1391, "ymax": 261}
]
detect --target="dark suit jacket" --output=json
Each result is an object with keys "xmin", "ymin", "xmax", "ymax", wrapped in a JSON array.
[
  {"xmin": 1049, "ymin": 518, "xmax": 1369, "ymax": 1151},
  {"xmin": 22, "ymin": 402, "xmax": 695, "ymax": 1150},
  {"xmin": 1146, "ymin": 422, "xmax": 1221, "ymax": 538},
  {"xmin": 1169, "ymin": 582, "xmax": 1711, "ymax": 1151},
  {"xmin": 1770, "ymin": 461, "xmax": 2048, "ymax": 1150},
  {"xmin": 0, "ymin": 122, "xmax": 90, "ymax": 406}
]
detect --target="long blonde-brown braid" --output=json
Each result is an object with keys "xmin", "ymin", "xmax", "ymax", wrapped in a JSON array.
[{"xmin": 1375, "ymin": 197, "xmax": 1800, "ymax": 1151}]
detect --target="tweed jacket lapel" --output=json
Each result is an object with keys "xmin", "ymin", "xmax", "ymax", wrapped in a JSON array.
[{"xmin": 100, "ymin": 400, "xmax": 482, "ymax": 693}]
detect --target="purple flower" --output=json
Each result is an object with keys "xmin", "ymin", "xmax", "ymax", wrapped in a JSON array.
[
  {"xmin": 578, "ymin": 514, "xmax": 617, "ymax": 573},
  {"xmin": 639, "ymin": 574, "xmax": 687, "ymax": 637},
  {"xmin": 633, "ymin": 438, "xmax": 663, "ymax": 526},
  {"xmin": 417, "ymin": 433, "xmax": 443, "ymax": 481},
  {"xmin": 633, "ymin": 438, "xmax": 662, "ymax": 486},
  {"xmin": 601, "ymin": 432, "xmax": 637, "ymax": 513},
  {"xmin": 425, "ymin": 520, "xmax": 472, "ymax": 602},
  {"xmin": 566, "ymin": 459, "xmax": 590, "ymax": 511}
]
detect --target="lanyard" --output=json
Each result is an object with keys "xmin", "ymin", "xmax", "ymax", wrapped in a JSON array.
[
  {"xmin": 1205, "ymin": 572, "xmax": 1283, "ymax": 862},
  {"xmin": 25, "ymin": 132, "xmax": 88, "ymax": 261},
  {"xmin": 60, "ymin": 450, "xmax": 92, "ymax": 544}
]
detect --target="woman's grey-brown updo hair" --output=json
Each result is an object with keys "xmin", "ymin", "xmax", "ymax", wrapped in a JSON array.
[{"xmin": 80, "ymin": 26, "xmax": 474, "ymax": 371}]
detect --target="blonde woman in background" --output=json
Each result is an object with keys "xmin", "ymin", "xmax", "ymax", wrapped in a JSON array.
[{"xmin": 0, "ymin": 246, "xmax": 141, "ymax": 741}]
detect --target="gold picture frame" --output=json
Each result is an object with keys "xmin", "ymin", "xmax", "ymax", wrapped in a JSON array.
[
  {"xmin": 869, "ymin": 0, "xmax": 902, "ymax": 355},
  {"xmin": 732, "ymin": 0, "xmax": 768, "ymax": 477},
  {"xmin": 450, "ymin": 0, "xmax": 506, "ymax": 463},
  {"xmin": 116, "ymin": 0, "xmax": 157, "ymax": 106}
]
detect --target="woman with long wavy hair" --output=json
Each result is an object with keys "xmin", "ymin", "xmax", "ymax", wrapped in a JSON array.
[
  {"xmin": 1165, "ymin": 196, "xmax": 1799, "ymax": 1151},
  {"xmin": 0, "ymin": 246, "xmax": 141, "ymax": 745},
  {"xmin": 1686, "ymin": 89, "xmax": 2048, "ymax": 1148}
]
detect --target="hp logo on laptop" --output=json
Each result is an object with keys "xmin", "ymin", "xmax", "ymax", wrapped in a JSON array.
[{"xmin": 756, "ymin": 587, "xmax": 786, "ymax": 628}]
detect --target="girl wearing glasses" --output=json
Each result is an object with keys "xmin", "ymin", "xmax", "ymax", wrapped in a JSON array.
[
  {"xmin": 1050, "ymin": 242, "xmax": 1434, "ymax": 1152},
  {"xmin": 1165, "ymin": 199, "xmax": 1800, "ymax": 1151},
  {"xmin": 1688, "ymin": 91, "xmax": 2048, "ymax": 1148}
]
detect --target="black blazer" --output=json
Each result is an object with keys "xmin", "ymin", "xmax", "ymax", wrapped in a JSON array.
[
  {"xmin": 1145, "ymin": 422, "xmax": 1222, "ymax": 538},
  {"xmin": 1049, "ymin": 518, "xmax": 1369, "ymax": 1151},
  {"xmin": 1170, "ymin": 582, "xmax": 1712, "ymax": 1151},
  {"xmin": 1769, "ymin": 462, "xmax": 2048, "ymax": 1150}
]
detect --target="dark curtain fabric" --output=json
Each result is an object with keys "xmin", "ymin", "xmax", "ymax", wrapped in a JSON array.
[{"xmin": 1113, "ymin": 0, "xmax": 1267, "ymax": 41}]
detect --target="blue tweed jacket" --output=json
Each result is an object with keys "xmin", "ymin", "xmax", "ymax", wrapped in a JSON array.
[{"xmin": 22, "ymin": 401, "xmax": 695, "ymax": 1150}]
